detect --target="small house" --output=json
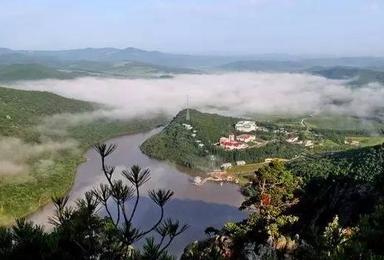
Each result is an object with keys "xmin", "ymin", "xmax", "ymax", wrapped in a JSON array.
[
  {"xmin": 221, "ymin": 163, "xmax": 233, "ymax": 170},
  {"xmin": 236, "ymin": 161, "xmax": 246, "ymax": 166}
]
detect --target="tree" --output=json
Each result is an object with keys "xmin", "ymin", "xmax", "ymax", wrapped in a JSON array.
[
  {"xmin": 241, "ymin": 160, "xmax": 301, "ymax": 219},
  {"xmin": 0, "ymin": 143, "xmax": 188, "ymax": 259},
  {"xmin": 182, "ymin": 161, "xmax": 302, "ymax": 259}
]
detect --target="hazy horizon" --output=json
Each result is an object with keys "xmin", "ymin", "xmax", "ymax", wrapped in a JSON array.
[
  {"xmin": 2, "ymin": 46, "xmax": 384, "ymax": 59},
  {"xmin": 1, "ymin": 0, "xmax": 384, "ymax": 56}
]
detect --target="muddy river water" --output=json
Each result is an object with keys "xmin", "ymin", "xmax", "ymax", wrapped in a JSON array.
[{"xmin": 29, "ymin": 128, "xmax": 246, "ymax": 256}]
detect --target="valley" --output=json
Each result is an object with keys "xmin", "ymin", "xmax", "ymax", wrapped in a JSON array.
[{"xmin": 1, "ymin": 48, "xmax": 384, "ymax": 259}]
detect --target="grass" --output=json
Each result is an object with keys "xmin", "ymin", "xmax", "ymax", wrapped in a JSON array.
[
  {"xmin": 306, "ymin": 115, "xmax": 384, "ymax": 131},
  {"xmin": 348, "ymin": 136, "xmax": 384, "ymax": 147},
  {"xmin": 225, "ymin": 163, "xmax": 263, "ymax": 185},
  {"xmin": 226, "ymin": 163, "xmax": 264, "ymax": 175}
]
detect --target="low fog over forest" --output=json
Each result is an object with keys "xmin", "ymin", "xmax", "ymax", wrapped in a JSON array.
[{"xmin": 8, "ymin": 72, "xmax": 384, "ymax": 120}]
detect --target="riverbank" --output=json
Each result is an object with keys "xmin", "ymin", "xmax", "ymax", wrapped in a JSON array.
[
  {"xmin": 28, "ymin": 128, "xmax": 246, "ymax": 256},
  {"xmin": 0, "ymin": 117, "xmax": 166, "ymax": 226}
]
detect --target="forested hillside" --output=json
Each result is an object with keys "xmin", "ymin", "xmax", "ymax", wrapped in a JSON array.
[
  {"xmin": 0, "ymin": 86, "xmax": 94, "ymax": 131},
  {"xmin": 0, "ymin": 86, "xmax": 166, "ymax": 224},
  {"xmin": 182, "ymin": 144, "xmax": 384, "ymax": 259},
  {"xmin": 141, "ymin": 109, "xmax": 382, "ymax": 171},
  {"xmin": 288, "ymin": 143, "xmax": 384, "ymax": 182},
  {"xmin": 0, "ymin": 64, "xmax": 80, "ymax": 81}
]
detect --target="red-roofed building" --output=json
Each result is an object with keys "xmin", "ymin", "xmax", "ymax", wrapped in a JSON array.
[
  {"xmin": 236, "ymin": 134, "xmax": 256, "ymax": 143},
  {"xmin": 220, "ymin": 140, "xmax": 248, "ymax": 150}
]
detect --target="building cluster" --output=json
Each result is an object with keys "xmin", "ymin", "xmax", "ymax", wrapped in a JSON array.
[
  {"xmin": 236, "ymin": 120, "xmax": 269, "ymax": 132},
  {"xmin": 217, "ymin": 121, "xmax": 259, "ymax": 151},
  {"xmin": 344, "ymin": 138, "xmax": 360, "ymax": 146},
  {"xmin": 272, "ymin": 128, "xmax": 288, "ymax": 134},
  {"xmin": 182, "ymin": 123, "xmax": 193, "ymax": 130},
  {"xmin": 219, "ymin": 133, "xmax": 256, "ymax": 150},
  {"xmin": 220, "ymin": 160, "xmax": 246, "ymax": 170},
  {"xmin": 235, "ymin": 121, "xmax": 257, "ymax": 132},
  {"xmin": 182, "ymin": 123, "xmax": 208, "ymax": 150},
  {"xmin": 285, "ymin": 134, "xmax": 314, "ymax": 147}
]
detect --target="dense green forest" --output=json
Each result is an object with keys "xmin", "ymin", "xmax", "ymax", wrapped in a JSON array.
[
  {"xmin": 140, "ymin": 109, "xmax": 384, "ymax": 258},
  {"xmin": 0, "ymin": 86, "xmax": 166, "ymax": 225},
  {"xmin": 182, "ymin": 145, "xmax": 384, "ymax": 259},
  {"xmin": 288, "ymin": 143, "xmax": 384, "ymax": 182},
  {"xmin": 141, "ymin": 109, "xmax": 241, "ymax": 169},
  {"xmin": 1, "ymin": 94, "xmax": 384, "ymax": 258},
  {"xmin": 1, "ymin": 140, "xmax": 384, "ymax": 259},
  {"xmin": 0, "ymin": 61, "xmax": 196, "ymax": 82},
  {"xmin": 0, "ymin": 64, "xmax": 81, "ymax": 81}
]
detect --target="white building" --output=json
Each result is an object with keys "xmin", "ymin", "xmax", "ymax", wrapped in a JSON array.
[
  {"xmin": 304, "ymin": 140, "xmax": 314, "ymax": 147},
  {"xmin": 182, "ymin": 123, "xmax": 193, "ymax": 130},
  {"xmin": 235, "ymin": 121, "xmax": 257, "ymax": 132},
  {"xmin": 286, "ymin": 136, "xmax": 299, "ymax": 143},
  {"xmin": 221, "ymin": 162, "xmax": 233, "ymax": 169},
  {"xmin": 236, "ymin": 161, "xmax": 246, "ymax": 166},
  {"xmin": 256, "ymin": 126, "xmax": 269, "ymax": 132}
]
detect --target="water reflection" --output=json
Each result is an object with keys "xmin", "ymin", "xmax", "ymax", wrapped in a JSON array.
[{"xmin": 29, "ymin": 128, "xmax": 246, "ymax": 256}]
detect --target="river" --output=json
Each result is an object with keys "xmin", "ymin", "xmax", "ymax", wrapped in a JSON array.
[{"xmin": 29, "ymin": 128, "xmax": 246, "ymax": 256}]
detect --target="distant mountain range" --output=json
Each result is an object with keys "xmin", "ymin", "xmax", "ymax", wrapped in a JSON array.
[
  {"xmin": 1, "ymin": 47, "xmax": 384, "ymax": 83},
  {"xmin": 218, "ymin": 58, "xmax": 384, "ymax": 72},
  {"xmin": 0, "ymin": 47, "xmax": 236, "ymax": 68},
  {"xmin": 2, "ymin": 47, "xmax": 384, "ymax": 69}
]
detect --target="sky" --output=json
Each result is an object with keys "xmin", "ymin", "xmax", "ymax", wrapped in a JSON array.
[{"xmin": 0, "ymin": 0, "xmax": 383, "ymax": 56}]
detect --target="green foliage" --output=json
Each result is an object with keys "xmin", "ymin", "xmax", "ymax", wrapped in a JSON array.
[
  {"xmin": 212, "ymin": 142, "xmax": 305, "ymax": 165},
  {"xmin": 288, "ymin": 143, "xmax": 384, "ymax": 183},
  {"xmin": 347, "ymin": 203, "xmax": 384, "ymax": 257},
  {"xmin": 0, "ymin": 64, "xmax": 80, "ymax": 81},
  {"xmin": 0, "ymin": 147, "xmax": 186, "ymax": 259},
  {"xmin": 183, "ymin": 162, "xmax": 302, "ymax": 259},
  {"xmin": 141, "ymin": 109, "xmax": 309, "ymax": 170},
  {"xmin": 0, "ymin": 86, "xmax": 95, "ymax": 138},
  {"xmin": 0, "ymin": 60, "xmax": 196, "ymax": 81},
  {"xmin": 182, "ymin": 152, "xmax": 384, "ymax": 259},
  {"xmin": 241, "ymin": 161, "xmax": 302, "ymax": 217},
  {"xmin": 0, "ymin": 86, "xmax": 166, "ymax": 224}
]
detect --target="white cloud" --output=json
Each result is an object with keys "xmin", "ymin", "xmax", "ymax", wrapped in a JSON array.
[{"xmin": 8, "ymin": 72, "xmax": 384, "ymax": 120}]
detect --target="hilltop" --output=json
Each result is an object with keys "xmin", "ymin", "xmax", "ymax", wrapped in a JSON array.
[
  {"xmin": 141, "ymin": 109, "xmax": 383, "ymax": 173},
  {"xmin": 0, "ymin": 86, "xmax": 95, "ymax": 138}
]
